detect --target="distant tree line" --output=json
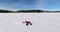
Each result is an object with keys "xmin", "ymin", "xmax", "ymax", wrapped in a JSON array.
[
  {"xmin": 17, "ymin": 10, "xmax": 44, "ymax": 13},
  {"xmin": 0, "ymin": 10, "xmax": 13, "ymax": 13},
  {"xmin": 0, "ymin": 9, "xmax": 60, "ymax": 13}
]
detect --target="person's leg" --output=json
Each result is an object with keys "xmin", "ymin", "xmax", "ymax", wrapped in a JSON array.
[
  {"xmin": 28, "ymin": 22, "xmax": 32, "ymax": 25},
  {"xmin": 26, "ymin": 23, "xmax": 28, "ymax": 26},
  {"xmin": 30, "ymin": 23, "xmax": 32, "ymax": 25}
]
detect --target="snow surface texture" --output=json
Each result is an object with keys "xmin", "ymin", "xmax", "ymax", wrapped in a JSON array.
[{"xmin": 0, "ymin": 13, "xmax": 60, "ymax": 32}]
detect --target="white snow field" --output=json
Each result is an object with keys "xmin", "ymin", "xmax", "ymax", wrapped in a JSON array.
[{"xmin": 0, "ymin": 13, "xmax": 60, "ymax": 32}]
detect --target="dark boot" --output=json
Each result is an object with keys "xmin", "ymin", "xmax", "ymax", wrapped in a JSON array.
[{"xmin": 30, "ymin": 23, "xmax": 32, "ymax": 25}]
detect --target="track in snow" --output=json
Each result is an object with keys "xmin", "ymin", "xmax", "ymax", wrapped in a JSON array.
[{"xmin": 0, "ymin": 13, "xmax": 60, "ymax": 32}]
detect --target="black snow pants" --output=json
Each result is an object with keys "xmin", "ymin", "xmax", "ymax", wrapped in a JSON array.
[{"xmin": 26, "ymin": 22, "xmax": 32, "ymax": 26}]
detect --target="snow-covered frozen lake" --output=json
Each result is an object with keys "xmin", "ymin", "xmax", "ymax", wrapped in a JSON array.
[{"xmin": 0, "ymin": 13, "xmax": 60, "ymax": 32}]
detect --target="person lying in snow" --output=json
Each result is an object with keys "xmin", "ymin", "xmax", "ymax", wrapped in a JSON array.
[{"xmin": 22, "ymin": 20, "xmax": 32, "ymax": 26}]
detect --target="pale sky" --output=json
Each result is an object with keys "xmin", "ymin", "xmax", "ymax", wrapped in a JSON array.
[{"xmin": 0, "ymin": 0, "xmax": 60, "ymax": 11}]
